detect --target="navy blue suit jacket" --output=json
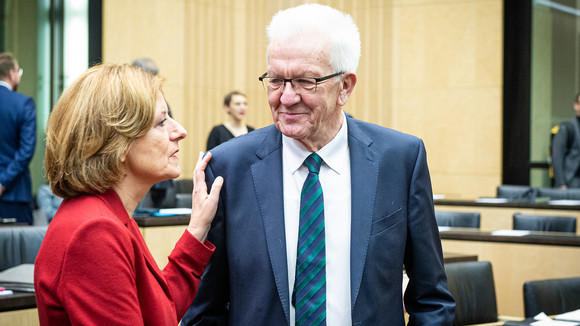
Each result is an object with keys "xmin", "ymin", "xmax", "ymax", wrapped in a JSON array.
[
  {"xmin": 183, "ymin": 116, "xmax": 454, "ymax": 325},
  {"xmin": 0, "ymin": 85, "xmax": 36, "ymax": 203}
]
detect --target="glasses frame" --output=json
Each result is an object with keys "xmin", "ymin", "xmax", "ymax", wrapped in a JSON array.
[{"xmin": 258, "ymin": 71, "xmax": 345, "ymax": 93}]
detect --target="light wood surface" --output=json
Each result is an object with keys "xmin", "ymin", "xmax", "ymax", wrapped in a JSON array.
[
  {"xmin": 0, "ymin": 308, "xmax": 39, "ymax": 326},
  {"xmin": 139, "ymin": 225, "xmax": 186, "ymax": 268}
]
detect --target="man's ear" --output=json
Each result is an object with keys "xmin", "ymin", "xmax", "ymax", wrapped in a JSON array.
[{"xmin": 337, "ymin": 72, "xmax": 357, "ymax": 106}]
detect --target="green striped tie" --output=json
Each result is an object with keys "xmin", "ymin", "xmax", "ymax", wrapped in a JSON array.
[{"xmin": 293, "ymin": 153, "xmax": 326, "ymax": 326}]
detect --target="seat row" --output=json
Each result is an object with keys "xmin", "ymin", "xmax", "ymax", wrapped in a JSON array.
[
  {"xmin": 496, "ymin": 184, "xmax": 580, "ymax": 200},
  {"xmin": 445, "ymin": 261, "xmax": 580, "ymax": 325},
  {"xmin": 434, "ymin": 211, "xmax": 577, "ymax": 233}
]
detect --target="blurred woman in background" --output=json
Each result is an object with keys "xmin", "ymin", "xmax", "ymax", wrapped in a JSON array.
[{"xmin": 206, "ymin": 90, "xmax": 254, "ymax": 150}]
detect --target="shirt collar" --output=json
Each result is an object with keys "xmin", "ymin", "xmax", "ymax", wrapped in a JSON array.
[
  {"xmin": 283, "ymin": 111, "xmax": 349, "ymax": 175},
  {"xmin": 0, "ymin": 81, "xmax": 12, "ymax": 90}
]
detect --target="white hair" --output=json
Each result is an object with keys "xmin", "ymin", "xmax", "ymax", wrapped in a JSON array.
[{"xmin": 266, "ymin": 3, "xmax": 361, "ymax": 73}]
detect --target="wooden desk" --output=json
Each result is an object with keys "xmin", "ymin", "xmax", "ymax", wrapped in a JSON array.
[
  {"xmin": 0, "ymin": 292, "xmax": 38, "ymax": 326},
  {"xmin": 435, "ymin": 199, "xmax": 580, "ymax": 235},
  {"xmin": 442, "ymin": 252, "xmax": 478, "ymax": 263},
  {"xmin": 440, "ymin": 228, "xmax": 580, "ymax": 318}
]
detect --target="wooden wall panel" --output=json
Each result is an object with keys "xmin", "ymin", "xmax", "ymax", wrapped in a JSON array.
[{"xmin": 103, "ymin": 0, "xmax": 503, "ymax": 199}]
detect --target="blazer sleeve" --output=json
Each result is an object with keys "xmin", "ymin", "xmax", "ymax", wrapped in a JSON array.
[
  {"xmin": 0, "ymin": 97, "xmax": 36, "ymax": 191},
  {"xmin": 181, "ymin": 163, "xmax": 230, "ymax": 325},
  {"xmin": 163, "ymin": 231, "xmax": 215, "ymax": 320},
  {"xmin": 59, "ymin": 219, "xmax": 145, "ymax": 325},
  {"xmin": 402, "ymin": 140, "xmax": 456, "ymax": 325}
]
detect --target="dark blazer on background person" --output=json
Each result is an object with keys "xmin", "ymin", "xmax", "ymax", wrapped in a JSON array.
[
  {"xmin": 0, "ymin": 85, "xmax": 36, "ymax": 217},
  {"xmin": 206, "ymin": 124, "xmax": 255, "ymax": 151},
  {"xmin": 183, "ymin": 115, "xmax": 454, "ymax": 325},
  {"xmin": 552, "ymin": 117, "xmax": 580, "ymax": 187}
]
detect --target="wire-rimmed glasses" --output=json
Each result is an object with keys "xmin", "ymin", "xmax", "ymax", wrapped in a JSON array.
[{"xmin": 258, "ymin": 71, "xmax": 345, "ymax": 93}]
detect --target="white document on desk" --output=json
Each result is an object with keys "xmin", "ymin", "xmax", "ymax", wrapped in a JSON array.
[
  {"xmin": 490, "ymin": 229, "xmax": 531, "ymax": 236},
  {"xmin": 531, "ymin": 312, "xmax": 579, "ymax": 326},
  {"xmin": 556, "ymin": 309, "xmax": 580, "ymax": 322}
]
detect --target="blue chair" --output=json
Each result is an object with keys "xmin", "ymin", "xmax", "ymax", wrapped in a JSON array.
[
  {"xmin": 524, "ymin": 277, "xmax": 580, "ymax": 318},
  {"xmin": 435, "ymin": 211, "xmax": 480, "ymax": 228},
  {"xmin": 513, "ymin": 213, "xmax": 576, "ymax": 233}
]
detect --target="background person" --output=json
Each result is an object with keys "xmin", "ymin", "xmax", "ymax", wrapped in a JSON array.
[
  {"xmin": 34, "ymin": 64, "xmax": 223, "ymax": 325},
  {"xmin": 0, "ymin": 52, "xmax": 36, "ymax": 225},
  {"xmin": 206, "ymin": 90, "xmax": 254, "ymax": 150},
  {"xmin": 183, "ymin": 4, "xmax": 454, "ymax": 325},
  {"xmin": 552, "ymin": 92, "xmax": 580, "ymax": 189}
]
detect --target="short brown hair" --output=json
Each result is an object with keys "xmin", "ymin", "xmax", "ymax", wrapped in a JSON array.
[
  {"xmin": 0, "ymin": 52, "xmax": 16, "ymax": 79},
  {"xmin": 45, "ymin": 63, "xmax": 164, "ymax": 198},
  {"xmin": 224, "ymin": 90, "xmax": 246, "ymax": 107}
]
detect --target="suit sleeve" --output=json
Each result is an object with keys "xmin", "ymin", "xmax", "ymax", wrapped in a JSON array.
[
  {"xmin": 552, "ymin": 124, "xmax": 570, "ymax": 187},
  {"xmin": 403, "ymin": 140, "xmax": 455, "ymax": 325},
  {"xmin": 0, "ymin": 97, "xmax": 36, "ymax": 191},
  {"xmin": 181, "ymin": 163, "xmax": 230, "ymax": 325}
]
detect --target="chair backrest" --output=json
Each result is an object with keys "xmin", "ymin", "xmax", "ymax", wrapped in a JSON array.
[
  {"xmin": 513, "ymin": 213, "xmax": 577, "ymax": 233},
  {"xmin": 445, "ymin": 261, "xmax": 498, "ymax": 326},
  {"xmin": 537, "ymin": 187, "xmax": 569, "ymax": 200},
  {"xmin": 496, "ymin": 185, "xmax": 532, "ymax": 199},
  {"xmin": 435, "ymin": 211, "xmax": 480, "ymax": 228},
  {"xmin": 523, "ymin": 277, "xmax": 580, "ymax": 318},
  {"xmin": 0, "ymin": 226, "xmax": 47, "ymax": 271},
  {"xmin": 174, "ymin": 179, "xmax": 193, "ymax": 194}
]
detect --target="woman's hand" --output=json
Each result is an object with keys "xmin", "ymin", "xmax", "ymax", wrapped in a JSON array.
[{"xmin": 187, "ymin": 151, "xmax": 223, "ymax": 242}]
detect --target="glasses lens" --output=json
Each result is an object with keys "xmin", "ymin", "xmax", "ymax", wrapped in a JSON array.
[
  {"xmin": 294, "ymin": 78, "xmax": 317, "ymax": 90},
  {"xmin": 18, "ymin": 68, "xmax": 23, "ymax": 77},
  {"xmin": 267, "ymin": 78, "xmax": 284, "ymax": 91}
]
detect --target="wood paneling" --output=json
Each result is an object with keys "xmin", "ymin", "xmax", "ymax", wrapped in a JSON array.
[{"xmin": 103, "ymin": 0, "xmax": 503, "ymax": 199}]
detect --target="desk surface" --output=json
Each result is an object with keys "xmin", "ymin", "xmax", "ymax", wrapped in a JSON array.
[
  {"xmin": 440, "ymin": 228, "xmax": 580, "ymax": 247},
  {"xmin": 435, "ymin": 199, "xmax": 580, "ymax": 210},
  {"xmin": 0, "ymin": 291, "xmax": 36, "ymax": 312},
  {"xmin": 134, "ymin": 214, "xmax": 189, "ymax": 227}
]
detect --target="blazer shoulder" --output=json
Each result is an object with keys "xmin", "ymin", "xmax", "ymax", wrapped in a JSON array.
[{"xmin": 347, "ymin": 117, "xmax": 422, "ymax": 149}]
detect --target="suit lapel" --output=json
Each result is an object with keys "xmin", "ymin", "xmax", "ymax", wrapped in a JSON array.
[
  {"xmin": 346, "ymin": 118, "xmax": 379, "ymax": 310},
  {"xmin": 251, "ymin": 126, "xmax": 291, "ymax": 323}
]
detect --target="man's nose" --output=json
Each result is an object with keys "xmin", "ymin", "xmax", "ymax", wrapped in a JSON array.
[{"xmin": 279, "ymin": 81, "xmax": 301, "ymax": 106}]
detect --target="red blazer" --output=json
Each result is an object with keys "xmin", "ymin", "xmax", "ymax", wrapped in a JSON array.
[{"xmin": 34, "ymin": 190, "xmax": 214, "ymax": 325}]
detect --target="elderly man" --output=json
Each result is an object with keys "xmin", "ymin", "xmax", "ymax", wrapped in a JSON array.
[
  {"xmin": 0, "ymin": 52, "xmax": 36, "ymax": 224},
  {"xmin": 183, "ymin": 4, "xmax": 454, "ymax": 325}
]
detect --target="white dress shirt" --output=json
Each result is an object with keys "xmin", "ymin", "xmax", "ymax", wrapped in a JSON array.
[
  {"xmin": 283, "ymin": 111, "xmax": 352, "ymax": 326},
  {"xmin": 0, "ymin": 80, "xmax": 12, "ymax": 90}
]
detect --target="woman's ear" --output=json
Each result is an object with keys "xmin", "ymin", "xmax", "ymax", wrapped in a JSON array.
[{"xmin": 337, "ymin": 72, "xmax": 357, "ymax": 106}]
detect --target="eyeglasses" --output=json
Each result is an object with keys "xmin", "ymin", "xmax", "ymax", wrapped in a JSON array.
[
  {"xmin": 18, "ymin": 68, "xmax": 23, "ymax": 77},
  {"xmin": 259, "ymin": 71, "xmax": 345, "ymax": 93}
]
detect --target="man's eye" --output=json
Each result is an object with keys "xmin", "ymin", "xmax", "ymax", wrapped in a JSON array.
[
  {"xmin": 269, "ymin": 78, "xmax": 284, "ymax": 85},
  {"xmin": 295, "ymin": 78, "xmax": 316, "ymax": 89}
]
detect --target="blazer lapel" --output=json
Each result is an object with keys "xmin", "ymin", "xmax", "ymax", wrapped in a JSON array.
[
  {"xmin": 346, "ymin": 118, "xmax": 379, "ymax": 310},
  {"xmin": 251, "ymin": 126, "xmax": 291, "ymax": 323}
]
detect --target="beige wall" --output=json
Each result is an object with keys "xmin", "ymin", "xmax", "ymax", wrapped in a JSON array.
[{"xmin": 103, "ymin": 0, "xmax": 503, "ymax": 199}]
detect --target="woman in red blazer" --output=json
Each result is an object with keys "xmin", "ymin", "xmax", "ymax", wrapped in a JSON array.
[{"xmin": 34, "ymin": 63, "xmax": 223, "ymax": 325}]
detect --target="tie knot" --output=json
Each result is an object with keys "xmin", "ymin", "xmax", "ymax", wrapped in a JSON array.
[{"xmin": 304, "ymin": 153, "xmax": 322, "ymax": 174}]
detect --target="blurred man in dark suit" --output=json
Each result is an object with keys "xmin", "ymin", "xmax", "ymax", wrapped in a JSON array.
[{"xmin": 0, "ymin": 52, "xmax": 36, "ymax": 224}]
